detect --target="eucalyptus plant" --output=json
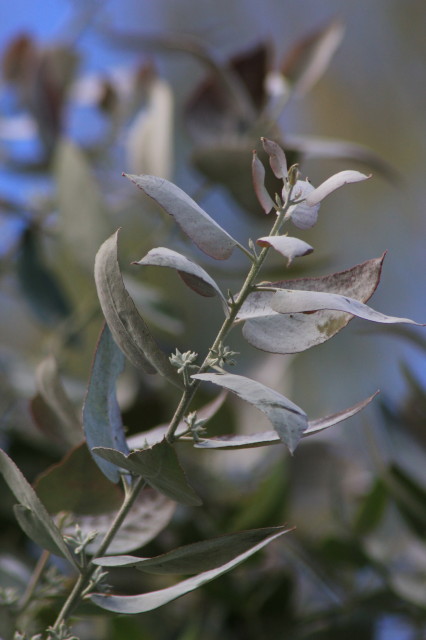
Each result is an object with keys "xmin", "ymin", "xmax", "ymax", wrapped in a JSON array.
[{"xmin": 0, "ymin": 138, "xmax": 422, "ymax": 640}]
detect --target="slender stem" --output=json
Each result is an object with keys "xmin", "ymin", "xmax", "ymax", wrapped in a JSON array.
[
  {"xmin": 18, "ymin": 549, "xmax": 51, "ymax": 613},
  {"xmin": 50, "ymin": 476, "xmax": 146, "ymax": 632}
]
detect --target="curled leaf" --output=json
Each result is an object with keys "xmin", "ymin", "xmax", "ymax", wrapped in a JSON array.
[
  {"xmin": 192, "ymin": 373, "xmax": 308, "ymax": 454},
  {"xmin": 305, "ymin": 170, "xmax": 370, "ymax": 206},
  {"xmin": 124, "ymin": 174, "xmax": 238, "ymax": 260},
  {"xmin": 286, "ymin": 180, "xmax": 319, "ymax": 229},
  {"xmin": 252, "ymin": 151, "xmax": 275, "ymax": 213},
  {"xmin": 256, "ymin": 235, "xmax": 313, "ymax": 266},
  {"xmin": 261, "ymin": 137, "xmax": 288, "ymax": 179}
]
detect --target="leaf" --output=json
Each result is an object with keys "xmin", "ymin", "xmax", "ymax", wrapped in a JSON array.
[
  {"xmin": 34, "ymin": 442, "xmax": 123, "ymax": 515},
  {"xmin": 271, "ymin": 289, "xmax": 423, "ymax": 326},
  {"xmin": 64, "ymin": 487, "xmax": 176, "ymax": 555},
  {"xmin": 281, "ymin": 19, "xmax": 345, "ymax": 96},
  {"xmin": 238, "ymin": 255, "xmax": 385, "ymax": 353},
  {"xmin": 34, "ymin": 355, "xmax": 81, "ymax": 447},
  {"xmin": 133, "ymin": 247, "xmax": 227, "ymax": 308},
  {"xmin": 13, "ymin": 506, "xmax": 73, "ymax": 558},
  {"xmin": 90, "ymin": 526, "xmax": 289, "ymax": 613},
  {"xmin": 94, "ymin": 230, "xmax": 182, "ymax": 388},
  {"xmin": 261, "ymin": 137, "xmax": 288, "ymax": 179},
  {"xmin": 256, "ymin": 236, "xmax": 313, "ymax": 266},
  {"xmin": 124, "ymin": 174, "xmax": 237, "ymax": 260},
  {"xmin": 54, "ymin": 138, "xmax": 110, "ymax": 270},
  {"xmin": 93, "ymin": 440, "xmax": 202, "ymax": 506},
  {"xmin": 192, "ymin": 373, "xmax": 307, "ymax": 454},
  {"xmin": 83, "ymin": 323, "xmax": 129, "ymax": 483},
  {"xmin": 305, "ymin": 170, "xmax": 370, "ymax": 206},
  {"xmin": 0, "ymin": 448, "xmax": 77, "ymax": 567},
  {"xmin": 93, "ymin": 526, "xmax": 291, "ymax": 574},
  {"xmin": 127, "ymin": 391, "xmax": 227, "ymax": 449},
  {"xmin": 194, "ymin": 392, "xmax": 378, "ymax": 449},
  {"xmin": 286, "ymin": 180, "xmax": 319, "ymax": 229},
  {"xmin": 252, "ymin": 151, "xmax": 274, "ymax": 213}
]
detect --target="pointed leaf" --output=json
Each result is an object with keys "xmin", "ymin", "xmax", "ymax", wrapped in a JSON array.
[
  {"xmin": 193, "ymin": 373, "xmax": 307, "ymax": 454},
  {"xmin": 63, "ymin": 487, "xmax": 176, "ymax": 555},
  {"xmin": 93, "ymin": 526, "xmax": 291, "ymax": 574},
  {"xmin": 271, "ymin": 289, "xmax": 423, "ymax": 326},
  {"xmin": 252, "ymin": 151, "xmax": 275, "ymax": 213},
  {"xmin": 125, "ymin": 174, "xmax": 237, "ymax": 260},
  {"xmin": 94, "ymin": 230, "xmax": 182, "ymax": 388},
  {"xmin": 305, "ymin": 170, "xmax": 370, "ymax": 206},
  {"xmin": 93, "ymin": 440, "xmax": 202, "ymax": 506},
  {"xmin": 13, "ymin": 506, "xmax": 73, "ymax": 558},
  {"xmin": 256, "ymin": 235, "xmax": 313, "ymax": 266},
  {"xmin": 90, "ymin": 526, "xmax": 289, "ymax": 613},
  {"xmin": 287, "ymin": 180, "xmax": 319, "ymax": 229},
  {"xmin": 261, "ymin": 137, "xmax": 288, "ymax": 179},
  {"xmin": 0, "ymin": 449, "xmax": 77, "ymax": 567},
  {"xmin": 83, "ymin": 323, "xmax": 129, "ymax": 483},
  {"xmin": 133, "ymin": 247, "xmax": 227, "ymax": 307},
  {"xmin": 194, "ymin": 392, "xmax": 378, "ymax": 449},
  {"xmin": 34, "ymin": 442, "xmax": 123, "ymax": 515},
  {"xmin": 239, "ymin": 255, "xmax": 385, "ymax": 353}
]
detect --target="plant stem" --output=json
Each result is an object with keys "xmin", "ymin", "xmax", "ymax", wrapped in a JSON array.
[
  {"xmin": 50, "ymin": 476, "xmax": 146, "ymax": 632},
  {"xmin": 18, "ymin": 549, "xmax": 51, "ymax": 613}
]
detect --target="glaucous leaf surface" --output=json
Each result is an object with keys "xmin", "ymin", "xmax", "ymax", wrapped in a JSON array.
[
  {"xmin": 238, "ymin": 255, "xmax": 385, "ymax": 353},
  {"xmin": 305, "ymin": 170, "xmax": 370, "ymax": 206},
  {"xmin": 34, "ymin": 442, "xmax": 123, "ymax": 515},
  {"xmin": 83, "ymin": 323, "xmax": 129, "ymax": 483},
  {"xmin": 0, "ymin": 449, "xmax": 77, "ymax": 567},
  {"xmin": 192, "ymin": 373, "xmax": 308, "ymax": 453},
  {"xmin": 133, "ymin": 247, "xmax": 227, "ymax": 306},
  {"xmin": 286, "ymin": 180, "xmax": 319, "ymax": 229},
  {"xmin": 125, "ymin": 174, "xmax": 237, "ymax": 260},
  {"xmin": 271, "ymin": 289, "xmax": 422, "ymax": 325},
  {"xmin": 93, "ymin": 526, "xmax": 291, "ymax": 574},
  {"xmin": 261, "ymin": 137, "xmax": 288, "ymax": 179},
  {"xmin": 252, "ymin": 151, "xmax": 274, "ymax": 213},
  {"xmin": 90, "ymin": 526, "xmax": 289, "ymax": 613},
  {"xmin": 194, "ymin": 392, "xmax": 378, "ymax": 449},
  {"xmin": 63, "ymin": 487, "xmax": 176, "ymax": 555},
  {"xmin": 94, "ymin": 230, "xmax": 182, "ymax": 388},
  {"xmin": 93, "ymin": 440, "xmax": 202, "ymax": 506},
  {"xmin": 256, "ymin": 235, "xmax": 313, "ymax": 266}
]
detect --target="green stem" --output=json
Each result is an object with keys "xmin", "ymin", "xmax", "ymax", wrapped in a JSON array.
[{"xmin": 50, "ymin": 476, "xmax": 146, "ymax": 632}]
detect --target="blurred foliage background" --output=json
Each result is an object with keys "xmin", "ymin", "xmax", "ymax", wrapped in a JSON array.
[{"xmin": 0, "ymin": 1, "xmax": 426, "ymax": 639}]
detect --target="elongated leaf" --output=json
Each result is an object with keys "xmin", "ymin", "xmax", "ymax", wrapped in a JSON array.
[
  {"xmin": 34, "ymin": 442, "xmax": 123, "ymax": 515},
  {"xmin": 193, "ymin": 373, "xmax": 307, "ymax": 454},
  {"xmin": 94, "ymin": 230, "xmax": 182, "ymax": 388},
  {"xmin": 93, "ymin": 440, "xmax": 202, "ymax": 506},
  {"xmin": 13, "ymin": 506, "xmax": 72, "ymax": 558},
  {"xmin": 90, "ymin": 526, "xmax": 289, "ymax": 613},
  {"xmin": 83, "ymin": 323, "xmax": 129, "ymax": 483},
  {"xmin": 0, "ymin": 449, "xmax": 77, "ymax": 567},
  {"xmin": 124, "ymin": 174, "xmax": 237, "ymax": 260},
  {"xmin": 194, "ymin": 392, "xmax": 378, "ymax": 449},
  {"xmin": 287, "ymin": 180, "xmax": 319, "ymax": 229},
  {"xmin": 256, "ymin": 236, "xmax": 313, "ymax": 266},
  {"xmin": 93, "ymin": 526, "xmax": 291, "ymax": 574},
  {"xmin": 63, "ymin": 487, "xmax": 176, "ymax": 555},
  {"xmin": 261, "ymin": 138, "xmax": 287, "ymax": 179},
  {"xmin": 252, "ymin": 151, "xmax": 274, "ymax": 213},
  {"xmin": 271, "ymin": 289, "xmax": 422, "ymax": 326},
  {"xmin": 133, "ymin": 247, "xmax": 227, "ymax": 307},
  {"xmin": 127, "ymin": 391, "xmax": 227, "ymax": 449},
  {"xmin": 239, "ymin": 255, "xmax": 385, "ymax": 353},
  {"xmin": 305, "ymin": 170, "xmax": 370, "ymax": 206}
]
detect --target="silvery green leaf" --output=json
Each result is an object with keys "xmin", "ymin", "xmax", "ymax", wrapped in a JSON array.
[
  {"xmin": 305, "ymin": 170, "xmax": 370, "ymax": 206},
  {"xmin": 194, "ymin": 392, "xmax": 378, "ymax": 449},
  {"xmin": 133, "ymin": 247, "xmax": 227, "ymax": 308},
  {"xmin": 256, "ymin": 235, "xmax": 313, "ymax": 266},
  {"xmin": 13, "ymin": 506, "xmax": 73, "ymax": 559},
  {"xmin": 93, "ymin": 440, "xmax": 202, "ymax": 506},
  {"xmin": 261, "ymin": 137, "xmax": 288, "ymax": 179},
  {"xmin": 0, "ymin": 449, "xmax": 77, "ymax": 567},
  {"xmin": 239, "ymin": 255, "xmax": 385, "ymax": 353},
  {"xmin": 83, "ymin": 324, "xmax": 129, "ymax": 483},
  {"xmin": 124, "ymin": 174, "xmax": 237, "ymax": 260},
  {"xmin": 271, "ymin": 289, "xmax": 423, "ymax": 326},
  {"xmin": 93, "ymin": 526, "xmax": 291, "ymax": 574},
  {"xmin": 90, "ymin": 526, "xmax": 289, "ymax": 613},
  {"xmin": 192, "ymin": 373, "xmax": 307, "ymax": 454},
  {"xmin": 252, "ymin": 151, "xmax": 275, "ymax": 213},
  {"xmin": 287, "ymin": 180, "xmax": 319, "ymax": 229},
  {"xmin": 94, "ymin": 230, "xmax": 182, "ymax": 388}
]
